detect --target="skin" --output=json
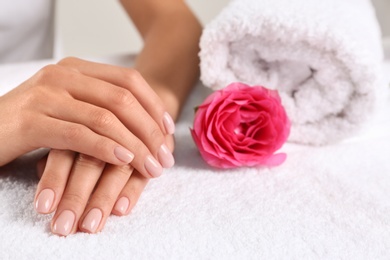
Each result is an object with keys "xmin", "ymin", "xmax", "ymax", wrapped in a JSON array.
[
  {"xmin": 0, "ymin": 59, "xmax": 170, "ymax": 175},
  {"xmin": 33, "ymin": 0, "xmax": 202, "ymax": 236}
]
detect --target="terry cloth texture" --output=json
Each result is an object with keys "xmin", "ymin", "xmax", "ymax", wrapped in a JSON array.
[
  {"xmin": 199, "ymin": 0, "xmax": 385, "ymax": 145},
  {"xmin": 0, "ymin": 56, "xmax": 389, "ymax": 259}
]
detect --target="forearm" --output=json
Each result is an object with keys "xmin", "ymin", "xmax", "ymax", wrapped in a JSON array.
[{"xmin": 120, "ymin": 1, "xmax": 202, "ymax": 119}]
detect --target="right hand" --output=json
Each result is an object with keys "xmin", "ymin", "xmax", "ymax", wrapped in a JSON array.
[
  {"xmin": 35, "ymin": 131, "xmax": 174, "ymax": 236},
  {"xmin": 0, "ymin": 57, "xmax": 175, "ymax": 178}
]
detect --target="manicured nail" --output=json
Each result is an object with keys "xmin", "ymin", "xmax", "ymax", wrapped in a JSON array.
[
  {"xmin": 53, "ymin": 210, "xmax": 75, "ymax": 236},
  {"xmin": 35, "ymin": 189, "xmax": 55, "ymax": 214},
  {"xmin": 81, "ymin": 208, "xmax": 102, "ymax": 233},
  {"xmin": 114, "ymin": 197, "xmax": 130, "ymax": 215},
  {"xmin": 158, "ymin": 144, "xmax": 175, "ymax": 168},
  {"xmin": 114, "ymin": 147, "xmax": 134, "ymax": 164},
  {"xmin": 163, "ymin": 112, "xmax": 175, "ymax": 135},
  {"xmin": 144, "ymin": 155, "xmax": 163, "ymax": 177}
]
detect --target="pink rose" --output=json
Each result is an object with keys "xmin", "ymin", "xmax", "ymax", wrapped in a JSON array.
[{"xmin": 191, "ymin": 82, "xmax": 290, "ymax": 169}]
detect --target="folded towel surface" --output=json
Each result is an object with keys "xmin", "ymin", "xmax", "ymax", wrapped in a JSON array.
[
  {"xmin": 0, "ymin": 57, "xmax": 390, "ymax": 259},
  {"xmin": 200, "ymin": 0, "xmax": 384, "ymax": 145}
]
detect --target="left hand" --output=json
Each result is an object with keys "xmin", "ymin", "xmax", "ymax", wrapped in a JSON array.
[{"xmin": 35, "ymin": 135, "xmax": 174, "ymax": 236}]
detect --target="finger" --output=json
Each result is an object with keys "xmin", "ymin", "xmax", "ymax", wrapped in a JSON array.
[
  {"xmin": 78, "ymin": 164, "xmax": 134, "ymax": 234},
  {"xmin": 112, "ymin": 170, "xmax": 149, "ymax": 216},
  {"xmin": 46, "ymin": 97, "xmax": 169, "ymax": 178},
  {"xmin": 41, "ymin": 64, "xmax": 173, "ymax": 172},
  {"xmin": 57, "ymin": 57, "xmax": 175, "ymax": 135},
  {"xmin": 33, "ymin": 116, "xmax": 135, "ymax": 167},
  {"xmin": 34, "ymin": 150, "xmax": 75, "ymax": 214},
  {"xmin": 51, "ymin": 154, "xmax": 105, "ymax": 236},
  {"xmin": 165, "ymin": 134, "xmax": 175, "ymax": 152},
  {"xmin": 36, "ymin": 153, "xmax": 49, "ymax": 179},
  {"xmin": 62, "ymin": 72, "xmax": 170, "ymax": 167}
]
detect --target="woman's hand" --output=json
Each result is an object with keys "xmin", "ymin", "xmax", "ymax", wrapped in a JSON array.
[
  {"xmin": 35, "ymin": 135, "xmax": 174, "ymax": 236},
  {"xmin": 32, "ymin": 0, "xmax": 202, "ymax": 236},
  {"xmin": 0, "ymin": 57, "xmax": 175, "ymax": 178}
]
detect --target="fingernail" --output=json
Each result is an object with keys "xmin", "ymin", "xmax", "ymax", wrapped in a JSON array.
[
  {"xmin": 53, "ymin": 210, "xmax": 75, "ymax": 236},
  {"xmin": 163, "ymin": 112, "xmax": 175, "ymax": 135},
  {"xmin": 114, "ymin": 197, "xmax": 130, "ymax": 215},
  {"xmin": 114, "ymin": 147, "xmax": 134, "ymax": 164},
  {"xmin": 158, "ymin": 144, "xmax": 175, "ymax": 168},
  {"xmin": 144, "ymin": 155, "xmax": 163, "ymax": 177},
  {"xmin": 35, "ymin": 189, "xmax": 55, "ymax": 214},
  {"xmin": 81, "ymin": 208, "xmax": 102, "ymax": 233}
]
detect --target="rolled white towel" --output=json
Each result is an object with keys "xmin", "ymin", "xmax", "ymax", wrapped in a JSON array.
[{"xmin": 199, "ymin": 0, "xmax": 384, "ymax": 145}]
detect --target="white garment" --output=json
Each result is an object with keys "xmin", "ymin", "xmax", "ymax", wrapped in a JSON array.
[{"xmin": 0, "ymin": 0, "xmax": 55, "ymax": 63}]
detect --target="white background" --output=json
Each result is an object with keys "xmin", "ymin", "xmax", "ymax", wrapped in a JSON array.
[{"xmin": 56, "ymin": 0, "xmax": 390, "ymax": 57}]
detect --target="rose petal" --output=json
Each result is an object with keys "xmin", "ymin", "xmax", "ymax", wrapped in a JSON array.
[
  {"xmin": 262, "ymin": 153, "xmax": 287, "ymax": 166},
  {"xmin": 191, "ymin": 82, "xmax": 290, "ymax": 169}
]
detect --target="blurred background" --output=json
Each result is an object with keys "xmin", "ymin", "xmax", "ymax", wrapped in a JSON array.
[{"xmin": 56, "ymin": 0, "xmax": 390, "ymax": 57}]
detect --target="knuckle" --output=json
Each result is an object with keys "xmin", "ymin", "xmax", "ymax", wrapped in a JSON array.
[
  {"xmin": 92, "ymin": 192, "xmax": 116, "ymax": 205},
  {"xmin": 122, "ymin": 68, "xmax": 141, "ymax": 83},
  {"xmin": 114, "ymin": 164, "xmax": 134, "ymax": 179},
  {"xmin": 57, "ymin": 56, "xmax": 80, "ymax": 66},
  {"xmin": 111, "ymin": 88, "xmax": 135, "ymax": 107},
  {"xmin": 39, "ymin": 172, "xmax": 63, "ymax": 190},
  {"xmin": 148, "ymin": 126, "xmax": 164, "ymax": 145},
  {"xmin": 47, "ymin": 172, "xmax": 64, "ymax": 185},
  {"xmin": 34, "ymin": 64, "xmax": 59, "ymax": 83},
  {"xmin": 61, "ymin": 192, "xmax": 86, "ymax": 205},
  {"xmin": 75, "ymin": 153, "xmax": 105, "ymax": 168},
  {"xmin": 92, "ymin": 109, "xmax": 115, "ymax": 129}
]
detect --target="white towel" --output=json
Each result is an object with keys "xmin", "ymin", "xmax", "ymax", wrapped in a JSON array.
[
  {"xmin": 199, "ymin": 0, "xmax": 384, "ymax": 145},
  {"xmin": 1, "ymin": 57, "xmax": 390, "ymax": 259}
]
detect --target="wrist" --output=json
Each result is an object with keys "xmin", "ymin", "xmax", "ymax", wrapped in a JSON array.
[{"xmin": 147, "ymin": 80, "xmax": 181, "ymax": 120}]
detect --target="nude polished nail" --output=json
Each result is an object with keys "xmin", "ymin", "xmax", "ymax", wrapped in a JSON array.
[
  {"xmin": 158, "ymin": 144, "xmax": 175, "ymax": 168},
  {"xmin": 144, "ymin": 155, "xmax": 163, "ymax": 177},
  {"xmin": 114, "ymin": 147, "xmax": 134, "ymax": 164},
  {"xmin": 163, "ymin": 112, "xmax": 175, "ymax": 135},
  {"xmin": 35, "ymin": 189, "xmax": 54, "ymax": 214},
  {"xmin": 82, "ymin": 208, "xmax": 102, "ymax": 233},
  {"xmin": 53, "ymin": 210, "xmax": 75, "ymax": 236},
  {"xmin": 114, "ymin": 197, "xmax": 130, "ymax": 215}
]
